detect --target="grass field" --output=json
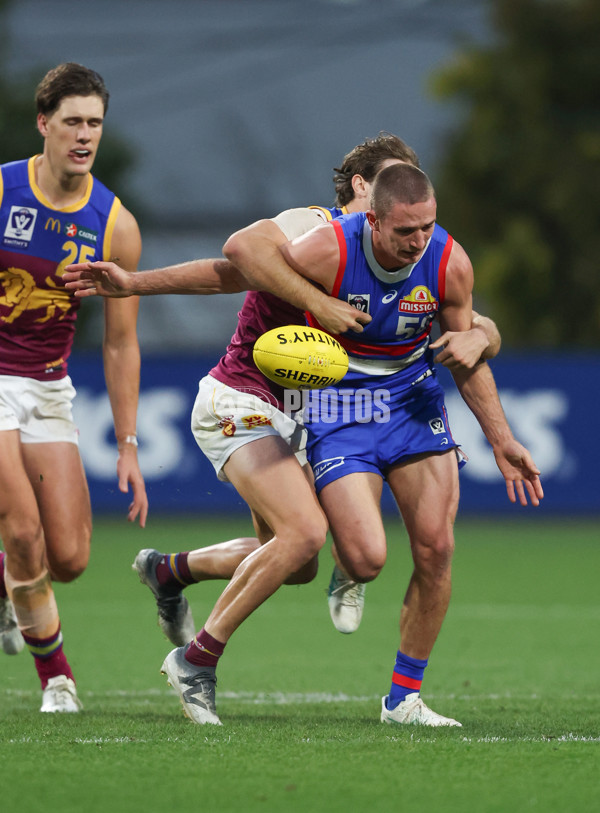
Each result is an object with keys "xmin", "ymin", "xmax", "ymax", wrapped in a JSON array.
[{"xmin": 1, "ymin": 515, "xmax": 599, "ymax": 813}]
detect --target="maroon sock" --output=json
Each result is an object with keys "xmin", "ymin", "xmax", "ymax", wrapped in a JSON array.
[
  {"xmin": 185, "ymin": 627, "xmax": 225, "ymax": 668},
  {"xmin": 22, "ymin": 626, "xmax": 74, "ymax": 689},
  {"xmin": 155, "ymin": 552, "xmax": 195, "ymax": 590},
  {"xmin": 0, "ymin": 552, "xmax": 7, "ymax": 600}
]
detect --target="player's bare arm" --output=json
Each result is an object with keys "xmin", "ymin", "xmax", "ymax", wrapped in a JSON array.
[
  {"xmin": 431, "ymin": 242, "xmax": 500, "ymax": 369},
  {"xmin": 431, "ymin": 309, "xmax": 501, "ymax": 370},
  {"xmin": 440, "ymin": 243, "xmax": 543, "ymax": 506},
  {"xmin": 224, "ymin": 216, "xmax": 371, "ymax": 335},
  {"xmin": 102, "ymin": 205, "xmax": 148, "ymax": 527},
  {"xmin": 63, "ymin": 257, "xmax": 247, "ymax": 297},
  {"xmin": 471, "ymin": 312, "xmax": 501, "ymax": 360},
  {"xmin": 277, "ymin": 221, "xmax": 342, "ymax": 295}
]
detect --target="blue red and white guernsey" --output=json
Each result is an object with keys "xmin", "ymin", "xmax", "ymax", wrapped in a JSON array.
[
  {"xmin": 210, "ymin": 204, "xmax": 348, "ymax": 410},
  {"xmin": 306, "ymin": 211, "xmax": 454, "ymax": 384},
  {"xmin": 0, "ymin": 156, "xmax": 121, "ymax": 380},
  {"xmin": 303, "ymin": 211, "xmax": 463, "ymax": 489}
]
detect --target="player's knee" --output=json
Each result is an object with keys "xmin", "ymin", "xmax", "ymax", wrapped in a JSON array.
[
  {"xmin": 298, "ymin": 510, "xmax": 328, "ymax": 550},
  {"xmin": 305, "ymin": 516, "xmax": 329, "ymax": 560},
  {"xmin": 345, "ymin": 550, "xmax": 385, "ymax": 583},
  {"xmin": 1, "ymin": 518, "xmax": 45, "ymax": 575},
  {"xmin": 285, "ymin": 514, "xmax": 328, "ymax": 568},
  {"xmin": 412, "ymin": 531, "xmax": 455, "ymax": 577},
  {"xmin": 48, "ymin": 547, "xmax": 89, "ymax": 583},
  {"xmin": 46, "ymin": 527, "xmax": 91, "ymax": 582},
  {"xmin": 336, "ymin": 534, "xmax": 386, "ymax": 582}
]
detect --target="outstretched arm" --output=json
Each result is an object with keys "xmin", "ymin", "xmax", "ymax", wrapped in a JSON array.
[
  {"xmin": 452, "ymin": 362, "xmax": 543, "ymax": 506},
  {"xmin": 223, "ymin": 213, "xmax": 371, "ymax": 335},
  {"xmin": 63, "ymin": 258, "xmax": 248, "ymax": 297},
  {"xmin": 440, "ymin": 243, "xmax": 543, "ymax": 506}
]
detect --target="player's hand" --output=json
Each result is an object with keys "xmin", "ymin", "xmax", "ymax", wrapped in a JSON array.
[
  {"xmin": 63, "ymin": 261, "xmax": 135, "ymax": 298},
  {"xmin": 492, "ymin": 440, "xmax": 544, "ymax": 507},
  {"xmin": 310, "ymin": 297, "xmax": 372, "ymax": 334},
  {"xmin": 116, "ymin": 449, "xmax": 149, "ymax": 527},
  {"xmin": 431, "ymin": 327, "xmax": 489, "ymax": 370}
]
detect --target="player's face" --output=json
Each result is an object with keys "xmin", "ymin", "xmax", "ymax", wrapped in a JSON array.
[
  {"xmin": 37, "ymin": 94, "xmax": 104, "ymax": 179},
  {"xmin": 368, "ymin": 197, "xmax": 437, "ymax": 269}
]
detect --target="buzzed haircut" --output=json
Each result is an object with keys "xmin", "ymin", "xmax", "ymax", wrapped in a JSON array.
[
  {"xmin": 35, "ymin": 62, "xmax": 109, "ymax": 117},
  {"xmin": 371, "ymin": 163, "xmax": 435, "ymax": 219},
  {"xmin": 333, "ymin": 132, "xmax": 420, "ymax": 207}
]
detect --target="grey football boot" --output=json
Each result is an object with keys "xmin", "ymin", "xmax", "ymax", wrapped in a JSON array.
[{"xmin": 132, "ymin": 548, "xmax": 196, "ymax": 646}]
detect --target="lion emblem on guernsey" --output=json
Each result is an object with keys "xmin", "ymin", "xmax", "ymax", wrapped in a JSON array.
[{"xmin": 0, "ymin": 267, "xmax": 72, "ymax": 324}]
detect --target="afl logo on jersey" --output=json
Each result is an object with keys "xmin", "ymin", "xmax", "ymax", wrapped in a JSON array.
[
  {"xmin": 348, "ymin": 293, "xmax": 370, "ymax": 313},
  {"xmin": 3, "ymin": 206, "xmax": 38, "ymax": 247}
]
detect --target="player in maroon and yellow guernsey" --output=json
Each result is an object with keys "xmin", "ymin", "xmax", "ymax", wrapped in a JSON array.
[{"xmin": 0, "ymin": 63, "xmax": 147, "ymax": 712}]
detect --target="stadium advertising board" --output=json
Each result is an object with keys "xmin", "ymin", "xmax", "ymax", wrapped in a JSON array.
[{"xmin": 69, "ymin": 353, "xmax": 598, "ymax": 516}]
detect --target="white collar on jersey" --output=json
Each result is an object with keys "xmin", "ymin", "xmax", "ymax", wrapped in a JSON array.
[{"xmin": 362, "ymin": 219, "xmax": 432, "ymax": 284}]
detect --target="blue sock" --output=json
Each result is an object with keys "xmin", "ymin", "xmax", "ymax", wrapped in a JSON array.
[{"xmin": 387, "ymin": 650, "xmax": 428, "ymax": 710}]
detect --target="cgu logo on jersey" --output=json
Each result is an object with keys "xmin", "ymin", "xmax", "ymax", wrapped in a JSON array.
[
  {"xmin": 44, "ymin": 217, "xmax": 98, "ymax": 244},
  {"xmin": 398, "ymin": 285, "xmax": 438, "ymax": 315}
]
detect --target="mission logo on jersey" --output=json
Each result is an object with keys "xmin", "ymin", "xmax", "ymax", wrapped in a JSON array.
[{"xmin": 398, "ymin": 285, "xmax": 438, "ymax": 314}]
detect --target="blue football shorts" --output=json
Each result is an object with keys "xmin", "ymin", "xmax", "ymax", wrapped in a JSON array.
[{"xmin": 304, "ymin": 368, "xmax": 463, "ymax": 492}]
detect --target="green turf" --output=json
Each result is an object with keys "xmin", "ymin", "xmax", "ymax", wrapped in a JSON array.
[{"xmin": 1, "ymin": 516, "xmax": 599, "ymax": 813}]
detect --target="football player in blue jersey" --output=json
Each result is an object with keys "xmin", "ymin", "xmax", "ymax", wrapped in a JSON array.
[
  {"xmin": 263, "ymin": 162, "xmax": 544, "ymax": 726},
  {"xmin": 0, "ymin": 63, "xmax": 147, "ymax": 712},
  {"xmin": 64, "ymin": 136, "xmax": 504, "ymax": 727}
]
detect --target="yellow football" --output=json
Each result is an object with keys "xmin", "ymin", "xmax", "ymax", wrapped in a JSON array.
[{"xmin": 253, "ymin": 325, "xmax": 349, "ymax": 390}]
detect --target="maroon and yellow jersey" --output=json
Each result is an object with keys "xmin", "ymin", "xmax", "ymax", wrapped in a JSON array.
[
  {"xmin": 210, "ymin": 205, "xmax": 348, "ymax": 409},
  {"xmin": 0, "ymin": 156, "xmax": 121, "ymax": 380}
]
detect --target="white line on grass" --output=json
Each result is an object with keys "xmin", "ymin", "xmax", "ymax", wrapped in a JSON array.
[
  {"xmin": 382, "ymin": 734, "xmax": 600, "ymax": 744},
  {"xmin": 3, "ymin": 688, "xmax": 597, "ymax": 703},
  {"xmin": 6, "ymin": 733, "xmax": 600, "ymax": 745}
]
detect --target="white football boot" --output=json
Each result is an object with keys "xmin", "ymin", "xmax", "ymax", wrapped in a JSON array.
[
  {"xmin": 161, "ymin": 646, "xmax": 222, "ymax": 725},
  {"xmin": 0, "ymin": 596, "xmax": 25, "ymax": 655},
  {"xmin": 40, "ymin": 676, "xmax": 83, "ymax": 713},
  {"xmin": 380, "ymin": 693, "xmax": 462, "ymax": 727},
  {"xmin": 327, "ymin": 565, "xmax": 366, "ymax": 634}
]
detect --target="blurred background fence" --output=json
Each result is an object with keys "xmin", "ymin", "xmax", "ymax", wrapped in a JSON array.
[{"xmin": 70, "ymin": 351, "xmax": 598, "ymax": 516}]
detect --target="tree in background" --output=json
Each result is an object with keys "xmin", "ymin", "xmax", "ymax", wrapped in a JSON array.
[{"xmin": 431, "ymin": 0, "xmax": 600, "ymax": 348}]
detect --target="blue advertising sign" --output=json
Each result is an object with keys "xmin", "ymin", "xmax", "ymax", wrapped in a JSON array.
[{"xmin": 69, "ymin": 353, "xmax": 599, "ymax": 517}]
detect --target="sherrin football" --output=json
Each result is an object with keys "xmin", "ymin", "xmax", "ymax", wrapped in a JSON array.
[{"xmin": 253, "ymin": 325, "xmax": 349, "ymax": 390}]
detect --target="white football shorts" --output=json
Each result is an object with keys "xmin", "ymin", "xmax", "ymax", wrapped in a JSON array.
[
  {"xmin": 191, "ymin": 375, "xmax": 307, "ymax": 482},
  {"xmin": 0, "ymin": 374, "xmax": 79, "ymax": 444}
]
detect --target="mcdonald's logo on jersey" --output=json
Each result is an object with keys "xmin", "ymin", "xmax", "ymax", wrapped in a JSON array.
[
  {"xmin": 44, "ymin": 217, "xmax": 98, "ymax": 244},
  {"xmin": 45, "ymin": 217, "xmax": 61, "ymax": 233}
]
